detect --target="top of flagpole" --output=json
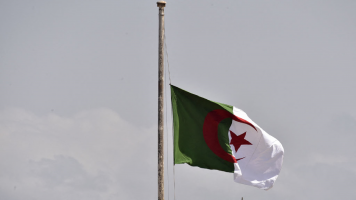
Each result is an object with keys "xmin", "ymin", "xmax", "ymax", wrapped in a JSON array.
[{"xmin": 157, "ymin": 1, "xmax": 166, "ymax": 8}]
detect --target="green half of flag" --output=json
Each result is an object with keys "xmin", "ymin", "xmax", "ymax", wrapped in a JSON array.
[{"xmin": 171, "ymin": 85, "xmax": 235, "ymax": 173}]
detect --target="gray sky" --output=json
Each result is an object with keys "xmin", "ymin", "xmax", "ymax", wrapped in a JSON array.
[{"xmin": 1, "ymin": 0, "xmax": 356, "ymax": 199}]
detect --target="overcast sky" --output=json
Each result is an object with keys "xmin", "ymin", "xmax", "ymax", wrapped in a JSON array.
[{"xmin": 1, "ymin": 0, "xmax": 356, "ymax": 199}]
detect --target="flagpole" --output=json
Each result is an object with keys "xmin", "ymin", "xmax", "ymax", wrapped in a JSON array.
[{"xmin": 157, "ymin": 1, "xmax": 166, "ymax": 200}]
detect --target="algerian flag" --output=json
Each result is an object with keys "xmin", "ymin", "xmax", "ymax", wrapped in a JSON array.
[{"xmin": 171, "ymin": 85, "xmax": 284, "ymax": 190}]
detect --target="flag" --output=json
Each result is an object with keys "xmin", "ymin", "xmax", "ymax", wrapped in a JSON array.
[{"xmin": 171, "ymin": 85, "xmax": 284, "ymax": 190}]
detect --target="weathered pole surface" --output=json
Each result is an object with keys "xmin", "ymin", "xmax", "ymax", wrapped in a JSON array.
[{"xmin": 157, "ymin": 1, "xmax": 166, "ymax": 200}]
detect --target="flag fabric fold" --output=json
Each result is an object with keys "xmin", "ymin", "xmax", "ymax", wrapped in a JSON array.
[{"xmin": 171, "ymin": 85, "xmax": 284, "ymax": 190}]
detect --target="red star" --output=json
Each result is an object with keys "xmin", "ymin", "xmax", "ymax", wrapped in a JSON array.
[{"xmin": 229, "ymin": 131, "xmax": 252, "ymax": 153}]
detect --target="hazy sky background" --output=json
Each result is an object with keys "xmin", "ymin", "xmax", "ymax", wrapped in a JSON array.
[{"xmin": 1, "ymin": 0, "xmax": 356, "ymax": 199}]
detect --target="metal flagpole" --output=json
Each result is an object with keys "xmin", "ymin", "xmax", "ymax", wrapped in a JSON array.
[{"xmin": 157, "ymin": 1, "xmax": 166, "ymax": 200}]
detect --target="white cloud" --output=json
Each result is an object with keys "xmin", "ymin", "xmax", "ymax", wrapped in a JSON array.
[{"xmin": 0, "ymin": 108, "xmax": 157, "ymax": 200}]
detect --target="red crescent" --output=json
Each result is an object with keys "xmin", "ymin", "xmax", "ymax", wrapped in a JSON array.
[{"xmin": 203, "ymin": 109, "xmax": 257, "ymax": 163}]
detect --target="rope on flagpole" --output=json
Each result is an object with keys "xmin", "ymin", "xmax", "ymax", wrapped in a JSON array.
[
  {"xmin": 170, "ymin": 92, "xmax": 176, "ymax": 200},
  {"xmin": 167, "ymin": 79, "xmax": 176, "ymax": 200},
  {"xmin": 164, "ymin": 27, "xmax": 172, "ymax": 85},
  {"xmin": 164, "ymin": 37, "xmax": 170, "ymax": 200},
  {"xmin": 164, "ymin": 27, "xmax": 175, "ymax": 200}
]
